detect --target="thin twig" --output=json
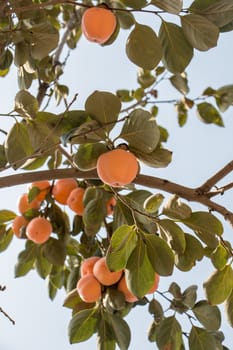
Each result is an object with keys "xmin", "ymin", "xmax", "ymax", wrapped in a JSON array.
[{"xmin": 0, "ymin": 307, "xmax": 15, "ymax": 325}]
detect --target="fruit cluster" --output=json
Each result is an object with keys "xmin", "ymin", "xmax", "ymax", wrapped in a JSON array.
[
  {"xmin": 11, "ymin": 178, "xmax": 117, "ymax": 244},
  {"xmin": 77, "ymin": 256, "xmax": 160, "ymax": 304}
]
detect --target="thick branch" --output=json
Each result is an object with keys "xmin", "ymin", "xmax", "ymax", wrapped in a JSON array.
[{"xmin": 0, "ymin": 168, "xmax": 233, "ymax": 227}]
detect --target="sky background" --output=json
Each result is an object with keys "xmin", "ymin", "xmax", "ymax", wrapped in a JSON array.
[{"xmin": 0, "ymin": 3, "xmax": 233, "ymax": 349}]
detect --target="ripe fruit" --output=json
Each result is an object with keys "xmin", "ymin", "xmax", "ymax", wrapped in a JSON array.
[
  {"xmin": 81, "ymin": 7, "xmax": 117, "ymax": 45},
  {"xmin": 52, "ymin": 178, "xmax": 77, "ymax": 204},
  {"xmin": 17, "ymin": 193, "xmax": 41, "ymax": 214},
  {"xmin": 26, "ymin": 217, "xmax": 52, "ymax": 244},
  {"xmin": 80, "ymin": 256, "xmax": 101, "ymax": 277},
  {"xmin": 117, "ymin": 275, "xmax": 138, "ymax": 303},
  {"xmin": 76, "ymin": 274, "xmax": 102, "ymax": 303},
  {"xmin": 106, "ymin": 197, "xmax": 117, "ymax": 215},
  {"xmin": 12, "ymin": 215, "xmax": 28, "ymax": 238},
  {"xmin": 93, "ymin": 256, "xmax": 122, "ymax": 286},
  {"xmin": 67, "ymin": 187, "xmax": 85, "ymax": 216},
  {"xmin": 146, "ymin": 273, "xmax": 160, "ymax": 294},
  {"xmin": 28, "ymin": 180, "xmax": 51, "ymax": 201},
  {"xmin": 96, "ymin": 149, "xmax": 139, "ymax": 187}
]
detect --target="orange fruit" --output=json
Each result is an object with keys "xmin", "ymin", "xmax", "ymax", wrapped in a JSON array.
[
  {"xmin": 28, "ymin": 180, "xmax": 51, "ymax": 201},
  {"xmin": 146, "ymin": 273, "xmax": 160, "ymax": 294},
  {"xmin": 93, "ymin": 256, "xmax": 122, "ymax": 286},
  {"xmin": 106, "ymin": 197, "xmax": 117, "ymax": 215},
  {"xmin": 81, "ymin": 7, "xmax": 117, "ymax": 45},
  {"xmin": 67, "ymin": 187, "xmax": 85, "ymax": 216},
  {"xmin": 117, "ymin": 275, "xmax": 138, "ymax": 303},
  {"xmin": 76, "ymin": 274, "xmax": 102, "ymax": 303},
  {"xmin": 17, "ymin": 193, "xmax": 41, "ymax": 214},
  {"xmin": 52, "ymin": 178, "xmax": 77, "ymax": 204},
  {"xmin": 96, "ymin": 149, "xmax": 139, "ymax": 187},
  {"xmin": 26, "ymin": 217, "xmax": 52, "ymax": 244},
  {"xmin": 80, "ymin": 256, "xmax": 101, "ymax": 277},
  {"xmin": 12, "ymin": 215, "xmax": 28, "ymax": 238}
]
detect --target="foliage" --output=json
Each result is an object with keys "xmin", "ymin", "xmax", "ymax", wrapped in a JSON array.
[{"xmin": 0, "ymin": 0, "xmax": 233, "ymax": 349}]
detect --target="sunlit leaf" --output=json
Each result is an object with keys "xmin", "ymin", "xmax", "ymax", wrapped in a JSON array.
[
  {"xmin": 157, "ymin": 219, "xmax": 186, "ymax": 253},
  {"xmin": 225, "ymin": 289, "xmax": 233, "ymax": 327},
  {"xmin": 215, "ymin": 84, "xmax": 233, "ymax": 112},
  {"xmin": 14, "ymin": 90, "xmax": 39, "ymax": 119},
  {"xmin": 73, "ymin": 143, "xmax": 107, "ymax": 171},
  {"xmin": 132, "ymin": 147, "xmax": 172, "ymax": 168},
  {"xmin": 106, "ymin": 225, "xmax": 138, "ymax": 271},
  {"xmin": 204, "ymin": 265, "xmax": 233, "ymax": 305},
  {"xmin": 170, "ymin": 73, "xmax": 190, "ymax": 95},
  {"xmin": 182, "ymin": 211, "xmax": 224, "ymax": 237},
  {"xmin": 197, "ymin": 102, "xmax": 224, "ymax": 126},
  {"xmin": 163, "ymin": 195, "xmax": 192, "ymax": 220}
]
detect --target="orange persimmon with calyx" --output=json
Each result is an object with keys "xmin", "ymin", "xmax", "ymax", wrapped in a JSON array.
[
  {"xmin": 96, "ymin": 149, "xmax": 139, "ymax": 187},
  {"xmin": 52, "ymin": 178, "xmax": 78, "ymax": 205},
  {"xmin": 66, "ymin": 187, "xmax": 85, "ymax": 216},
  {"xmin": 81, "ymin": 7, "xmax": 117, "ymax": 45},
  {"xmin": 17, "ymin": 193, "xmax": 41, "ymax": 214},
  {"xmin": 28, "ymin": 180, "xmax": 51, "ymax": 201},
  {"xmin": 12, "ymin": 215, "xmax": 29, "ymax": 238},
  {"xmin": 93, "ymin": 256, "xmax": 122, "ymax": 286},
  {"xmin": 76, "ymin": 274, "xmax": 102, "ymax": 303},
  {"xmin": 80, "ymin": 256, "xmax": 101, "ymax": 277},
  {"xmin": 117, "ymin": 275, "xmax": 138, "ymax": 303},
  {"xmin": 26, "ymin": 216, "xmax": 52, "ymax": 244}
]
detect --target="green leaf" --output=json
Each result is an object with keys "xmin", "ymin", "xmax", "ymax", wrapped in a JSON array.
[
  {"xmin": 83, "ymin": 198, "xmax": 107, "ymax": 228},
  {"xmin": 28, "ymin": 22, "xmax": 59, "ymax": 60},
  {"xmin": 35, "ymin": 247, "xmax": 52, "ymax": 279},
  {"xmin": 43, "ymin": 238, "xmax": 66, "ymax": 266},
  {"xmin": 181, "ymin": 14, "xmax": 219, "ymax": 51},
  {"xmin": 174, "ymin": 233, "xmax": 204, "ymax": 271},
  {"xmin": 159, "ymin": 21, "xmax": 193, "ymax": 73},
  {"xmin": 192, "ymin": 300, "xmax": 221, "ymax": 331},
  {"xmin": 121, "ymin": 0, "xmax": 147, "ymax": 8},
  {"xmin": 106, "ymin": 225, "xmax": 138, "ymax": 271},
  {"xmin": 163, "ymin": 195, "xmax": 192, "ymax": 220},
  {"xmin": 97, "ymin": 315, "xmax": 116, "ymax": 350},
  {"xmin": 156, "ymin": 316, "xmax": 183, "ymax": 349},
  {"xmin": 119, "ymin": 109, "xmax": 160, "ymax": 153},
  {"xmin": 143, "ymin": 193, "xmax": 164, "ymax": 214},
  {"xmin": 151, "ymin": 0, "xmax": 183, "ymax": 14},
  {"xmin": 203, "ymin": 265, "xmax": 233, "ymax": 305},
  {"xmin": 170, "ymin": 73, "xmax": 190, "ymax": 95},
  {"xmin": 144, "ymin": 233, "xmax": 174, "ymax": 276},
  {"xmin": 225, "ymin": 289, "xmax": 233, "ymax": 327},
  {"xmin": 132, "ymin": 147, "xmax": 172, "ymax": 168},
  {"xmin": 215, "ymin": 84, "xmax": 233, "ymax": 112},
  {"xmin": 5, "ymin": 123, "xmax": 33, "ymax": 169},
  {"xmin": 189, "ymin": 326, "xmax": 216, "ymax": 350},
  {"xmin": 68, "ymin": 308, "xmax": 98, "ymax": 344},
  {"xmin": 125, "ymin": 238, "xmax": 155, "ymax": 297},
  {"xmin": 14, "ymin": 41, "xmax": 29, "ymax": 66},
  {"xmin": 0, "ymin": 210, "xmax": 16, "ymax": 223},
  {"xmin": 157, "ymin": 219, "xmax": 186, "ymax": 253},
  {"xmin": 85, "ymin": 91, "xmax": 121, "ymax": 132},
  {"xmin": 108, "ymin": 313, "xmax": 131, "ymax": 350},
  {"xmin": 182, "ymin": 211, "xmax": 224, "ymax": 237},
  {"xmin": 15, "ymin": 242, "xmax": 37, "ymax": 277},
  {"xmin": 197, "ymin": 102, "xmax": 224, "ymax": 126},
  {"xmin": 0, "ymin": 227, "xmax": 13, "ymax": 252},
  {"xmin": 182, "ymin": 285, "xmax": 198, "ymax": 309},
  {"xmin": 211, "ymin": 244, "xmax": 229, "ymax": 270},
  {"xmin": 148, "ymin": 298, "xmax": 164, "ymax": 321},
  {"xmin": 14, "ymin": 90, "xmax": 39, "ymax": 119},
  {"xmin": 113, "ymin": 2, "xmax": 135, "ymax": 29},
  {"xmin": 195, "ymin": 0, "xmax": 233, "ymax": 28},
  {"xmin": 126, "ymin": 23, "xmax": 162, "ymax": 70},
  {"xmin": 73, "ymin": 143, "xmax": 107, "ymax": 171}
]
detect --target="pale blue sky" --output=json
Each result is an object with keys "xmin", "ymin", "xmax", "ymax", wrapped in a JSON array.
[{"xmin": 0, "ymin": 5, "xmax": 233, "ymax": 350}]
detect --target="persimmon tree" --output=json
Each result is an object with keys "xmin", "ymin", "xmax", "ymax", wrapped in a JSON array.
[{"xmin": 0, "ymin": 0, "xmax": 233, "ymax": 349}]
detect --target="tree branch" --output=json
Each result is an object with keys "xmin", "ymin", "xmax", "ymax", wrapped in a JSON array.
[{"xmin": 0, "ymin": 167, "xmax": 233, "ymax": 227}]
